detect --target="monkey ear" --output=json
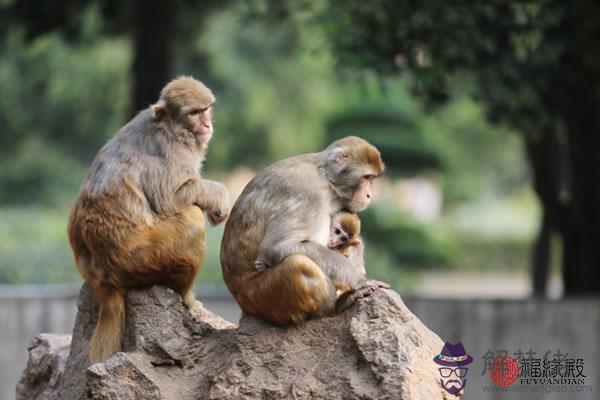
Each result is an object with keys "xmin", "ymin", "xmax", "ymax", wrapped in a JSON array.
[
  {"xmin": 335, "ymin": 152, "xmax": 350, "ymax": 165},
  {"xmin": 151, "ymin": 100, "xmax": 167, "ymax": 120}
]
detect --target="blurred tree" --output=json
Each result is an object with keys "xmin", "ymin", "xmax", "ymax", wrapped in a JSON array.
[
  {"xmin": 327, "ymin": 107, "xmax": 442, "ymax": 174},
  {"xmin": 0, "ymin": 14, "xmax": 131, "ymax": 202},
  {"xmin": 314, "ymin": 0, "xmax": 600, "ymax": 296},
  {"xmin": 1, "ymin": 0, "xmax": 223, "ymax": 113},
  {"xmin": 197, "ymin": 1, "xmax": 340, "ymax": 169}
]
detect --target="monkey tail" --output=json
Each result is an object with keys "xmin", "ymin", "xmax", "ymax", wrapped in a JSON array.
[{"xmin": 89, "ymin": 286, "xmax": 125, "ymax": 363}]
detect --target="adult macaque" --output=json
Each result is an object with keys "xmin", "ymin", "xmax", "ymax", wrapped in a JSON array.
[
  {"xmin": 68, "ymin": 76, "xmax": 229, "ymax": 363},
  {"xmin": 221, "ymin": 136, "xmax": 388, "ymax": 325}
]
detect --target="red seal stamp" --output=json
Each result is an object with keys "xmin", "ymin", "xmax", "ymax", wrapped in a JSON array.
[{"xmin": 489, "ymin": 356, "xmax": 520, "ymax": 387}]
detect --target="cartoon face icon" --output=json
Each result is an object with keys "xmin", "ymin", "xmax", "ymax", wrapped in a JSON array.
[
  {"xmin": 433, "ymin": 342, "xmax": 474, "ymax": 395},
  {"xmin": 438, "ymin": 366, "xmax": 468, "ymax": 395}
]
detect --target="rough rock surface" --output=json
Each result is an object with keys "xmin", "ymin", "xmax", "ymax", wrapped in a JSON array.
[{"xmin": 17, "ymin": 284, "xmax": 455, "ymax": 399}]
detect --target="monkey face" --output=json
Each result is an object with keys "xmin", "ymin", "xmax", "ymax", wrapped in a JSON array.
[
  {"xmin": 152, "ymin": 76, "xmax": 217, "ymax": 145},
  {"xmin": 184, "ymin": 105, "xmax": 214, "ymax": 141},
  {"xmin": 328, "ymin": 212, "xmax": 360, "ymax": 249},
  {"xmin": 328, "ymin": 223, "xmax": 350, "ymax": 249},
  {"xmin": 346, "ymin": 176, "xmax": 375, "ymax": 212},
  {"xmin": 322, "ymin": 136, "xmax": 383, "ymax": 213}
]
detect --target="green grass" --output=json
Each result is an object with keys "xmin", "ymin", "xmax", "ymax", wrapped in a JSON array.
[{"xmin": 0, "ymin": 206, "xmax": 79, "ymax": 283}]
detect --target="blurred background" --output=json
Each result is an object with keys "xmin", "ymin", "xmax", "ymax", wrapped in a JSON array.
[{"xmin": 0, "ymin": 1, "xmax": 599, "ymax": 399}]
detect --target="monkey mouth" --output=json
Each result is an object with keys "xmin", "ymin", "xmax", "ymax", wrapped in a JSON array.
[{"xmin": 195, "ymin": 130, "xmax": 213, "ymax": 140}]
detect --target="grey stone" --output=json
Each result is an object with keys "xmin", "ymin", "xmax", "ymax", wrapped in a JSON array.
[{"xmin": 17, "ymin": 284, "xmax": 454, "ymax": 399}]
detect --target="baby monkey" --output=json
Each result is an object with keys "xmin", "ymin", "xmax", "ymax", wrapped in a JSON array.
[
  {"xmin": 327, "ymin": 211, "xmax": 365, "ymax": 296},
  {"xmin": 328, "ymin": 211, "xmax": 365, "ymax": 274},
  {"xmin": 253, "ymin": 211, "xmax": 366, "ymax": 286}
]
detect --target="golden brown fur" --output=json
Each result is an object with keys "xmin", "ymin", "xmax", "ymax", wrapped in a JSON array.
[
  {"xmin": 221, "ymin": 136, "xmax": 387, "ymax": 325},
  {"xmin": 68, "ymin": 76, "xmax": 229, "ymax": 363},
  {"xmin": 328, "ymin": 211, "xmax": 365, "ymax": 296},
  {"xmin": 329, "ymin": 212, "xmax": 362, "ymax": 254}
]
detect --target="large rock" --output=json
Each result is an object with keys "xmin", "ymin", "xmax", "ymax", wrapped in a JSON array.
[{"xmin": 17, "ymin": 284, "xmax": 454, "ymax": 399}]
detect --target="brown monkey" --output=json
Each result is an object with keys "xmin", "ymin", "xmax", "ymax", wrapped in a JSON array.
[
  {"xmin": 328, "ymin": 211, "xmax": 365, "ymax": 297},
  {"xmin": 68, "ymin": 76, "xmax": 229, "ymax": 363},
  {"xmin": 220, "ymin": 136, "xmax": 388, "ymax": 325},
  {"xmin": 328, "ymin": 211, "xmax": 365, "ymax": 274},
  {"xmin": 253, "ymin": 211, "xmax": 364, "ymax": 272}
]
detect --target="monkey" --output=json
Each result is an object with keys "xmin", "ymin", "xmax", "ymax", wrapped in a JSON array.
[
  {"xmin": 252, "ymin": 210, "xmax": 365, "ymax": 295},
  {"xmin": 253, "ymin": 210, "xmax": 366, "ymax": 298},
  {"xmin": 328, "ymin": 211, "xmax": 365, "ymax": 297},
  {"xmin": 328, "ymin": 211, "xmax": 365, "ymax": 272},
  {"xmin": 67, "ymin": 76, "xmax": 230, "ymax": 363},
  {"xmin": 254, "ymin": 211, "xmax": 364, "ymax": 272},
  {"xmin": 220, "ymin": 136, "xmax": 389, "ymax": 325},
  {"xmin": 328, "ymin": 211, "xmax": 364, "ymax": 270}
]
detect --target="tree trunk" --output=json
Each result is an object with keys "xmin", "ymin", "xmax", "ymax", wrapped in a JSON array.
[
  {"xmin": 131, "ymin": 0, "xmax": 176, "ymax": 114},
  {"xmin": 531, "ymin": 210, "xmax": 551, "ymax": 296},
  {"xmin": 525, "ymin": 131, "xmax": 568, "ymax": 297},
  {"xmin": 561, "ymin": 85, "xmax": 600, "ymax": 295}
]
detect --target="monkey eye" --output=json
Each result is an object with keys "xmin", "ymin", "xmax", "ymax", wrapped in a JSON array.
[
  {"xmin": 364, "ymin": 174, "xmax": 377, "ymax": 181},
  {"xmin": 335, "ymin": 228, "xmax": 341, "ymax": 235},
  {"xmin": 188, "ymin": 107, "xmax": 208, "ymax": 116}
]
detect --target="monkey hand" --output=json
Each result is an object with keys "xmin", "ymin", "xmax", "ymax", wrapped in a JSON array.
[
  {"xmin": 197, "ymin": 180, "xmax": 230, "ymax": 226},
  {"xmin": 207, "ymin": 207, "xmax": 229, "ymax": 226},
  {"xmin": 335, "ymin": 279, "xmax": 390, "ymax": 313},
  {"xmin": 208, "ymin": 183, "xmax": 230, "ymax": 226}
]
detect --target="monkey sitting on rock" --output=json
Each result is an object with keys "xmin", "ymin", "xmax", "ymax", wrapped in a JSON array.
[
  {"xmin": 68, "ymin": 76, "xmax": 230, "ymax": 363},
  {"xmin": 221, "ymin": 136, "xmax": 389, "ymax": 325}
]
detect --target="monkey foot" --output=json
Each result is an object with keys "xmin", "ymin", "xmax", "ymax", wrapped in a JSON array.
[
  {"xmin": 207, "ymin": 209, "xmax": 228, "ymax": 226},
  {"xmin": 335, "ymin": 280, "xmax": 390, "ymax": 313},
  {"xmin": 187, "ymin": 300, "xmax": 210, "ymax": 321}
]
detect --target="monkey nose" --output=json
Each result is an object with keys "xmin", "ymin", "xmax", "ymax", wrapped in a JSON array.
[
  {"xmin": 366, "ymin": 193, "xmax": 371, "ymax": 199},
  {"xmin": 341, "ymin": 236, "xmax": 348, "ymax": 242}
]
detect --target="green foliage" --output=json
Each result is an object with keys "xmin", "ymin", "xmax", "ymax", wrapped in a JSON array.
[
  {"xmin": 0, "ymin": 207, "xmax": 79, "ymax": 283},
  {"xmin": 321, "ymin": 0, "xmax": 600, "ymax": 137},
  {"xmin": 428, "ymin": 87, "xmax": 527, "ymax": 202},
  {"xmin": 0, "ymin": 1, "xmax": 537, "ymax": 285},
  {"xmin": 324, "ymin": 76, "xmax": 527, "ymax": 202},
  {"xmin": 0, "ymin": 14, "xmax": 130, "ymax": 204},
  {"xmin": 327, "ymin": 104, "xmax": 442, "ymax": 174},
  {"xmin": 361, "ymin": 204, "xmax": 452, "ymax": 269},
  {"xmin": 197, "ymin": 4, "xmax": 338, "ymax": 170},
  {"xmin": 451, "ymin": 236, "xmax": 530, "ymax": 273},
  {"xmin": 0, "ymin": 139, "xmax": 84, "ymax": 205},
  {"xmin": 0, "ymin": 26, "xmax": 130, "ymax": 159}
]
